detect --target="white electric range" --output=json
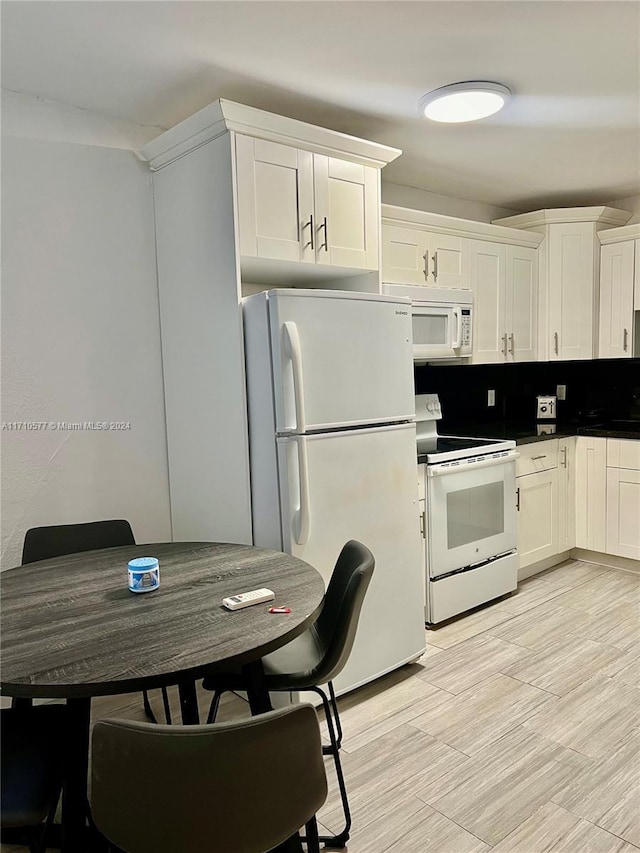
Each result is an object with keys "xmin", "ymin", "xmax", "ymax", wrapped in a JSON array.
[{"xmin": 416, "ymin": 394, "xmax": 520, "ymax": 624}]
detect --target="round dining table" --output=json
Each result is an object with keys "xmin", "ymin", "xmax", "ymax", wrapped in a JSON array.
[{"xmin": 1, "ymin": 541, "xmax": 325, "ymax": 853}]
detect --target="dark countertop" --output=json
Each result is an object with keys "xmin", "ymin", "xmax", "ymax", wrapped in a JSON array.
[{"xmin": 442, "ymin": 420, "xmax": 640, "ymax": 445}]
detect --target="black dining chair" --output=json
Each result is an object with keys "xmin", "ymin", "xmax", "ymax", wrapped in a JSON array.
[
  {"xmin": 21, "ymin": 520, "xmax": 172, "ymax": 724},
  {"xmin": 91, "ymin": 705, "xmax": 328, "ymax": 853},
  {"xmin": 1, "ymin": 705, "xmax": 66, "ymax": 853},
  {"xmin": 202, "ymin": 539, "xmax": 375, "ymax": 849}
]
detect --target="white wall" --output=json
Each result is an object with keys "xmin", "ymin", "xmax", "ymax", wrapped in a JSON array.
[
  {"xmin": 381, "ymin": 181, "xmax": 519, "ymax": 222},
  {"xmin": 1, "ymin": 115, "xmax": 171, "ymax": 568}
]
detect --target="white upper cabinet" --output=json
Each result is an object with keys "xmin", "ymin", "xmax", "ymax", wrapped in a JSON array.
[
  {"xmin": 470, "ymin": 240, "xmax": 538, "ymax": 363},
  {"xmin": 598, "ymin": 224, "xmax": 640, "ymax": 359},
  {"xmin": 382, "ymin": 206, "xmax": 542, "ymax": 296},
  {"xmin": 494, "ymin": 207, "xmax": 632, "ymax": 361},
  {"xmin": 383, "ymin": 224, "xmax": 468, "ymax": 288},
  {"xmin": 236, "ymin": 137, "xmax": 314, "ymax": 264},
  {"xmin": 236, "ymin": 136, "xmax": 380, "ymax": 271},
  {"xmin": 141, "ymin": 98, "xmax": 400, "ymax": 285}
]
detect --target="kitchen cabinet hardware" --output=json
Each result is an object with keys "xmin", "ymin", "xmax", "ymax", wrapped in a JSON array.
[
  {"xmin": 516, "ymin": 486, "xmax": 520, "ymax": 511},
  {"xmin": 509, "ymin": 333, "xmax": 515, "ymax": 356},
  {"xmin": 623, "ymin": 328, "xmax": 629, "ymax": 351},
  {"xmin": 432, "ymin": 252, "xmax": 438, "ymax": 282},
  {"xmin": 531, "ymin": 455, "xmax": 547, "ymax": 461},
  {"xmin": 554, "ymin": 332, "xmax": 559, "ymax": 355},
  {"xmin": 501, "ymin": 333, "xmax": 508, "ymax": 356},
  {"xmin": 320, "ymin": 216, "xmax": 329, "ymax": 252},
  {"xmin": 422, "ymin": 251, "xmax": 429, "ymax": 281},
  {"xmin": 561, "ymin": 447, "xmax": 568, "ymax": 468},
  {"xmin": 304, "ymin": 214, "xmax": 315, "ymax": 250}
]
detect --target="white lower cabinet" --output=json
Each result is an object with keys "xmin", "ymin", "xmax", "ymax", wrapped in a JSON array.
[
  {"xmin": 516, "ymin": 437, "xmax": 576, "ymax": 570},
  {"xmin": 516, "ymin": 467, "xmax": 559, "ymax": 568},
  {"xmin": 516, "ymin": 440, "xmax": 560, "ymax": 568},
  {"xmin": 575, "ymin": 437, "xmax": 607, "ymax": 552},
  {"xmin": 605, "ymin": 439, "xmax": 640, "ymax": 559}
]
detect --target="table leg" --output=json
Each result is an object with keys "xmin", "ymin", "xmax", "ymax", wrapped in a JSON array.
[
  {"xmin": 241, "ymin": 659, "xmax": 273, "ymax": 714},
  {"xmin": 178, "ymin": 678, "xmax": 200, "ymax": 724},
  {"xmin": 61, "ymin": 697, "xmax": 91, "ymax": 853}
]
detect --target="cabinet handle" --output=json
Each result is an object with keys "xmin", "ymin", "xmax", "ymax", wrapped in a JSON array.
[
  {"xmin": 531, "ymin": 454, "xmax": 547, "ymax": 461},
  {"xmin": 501, "ymin": 333, "xmax": 508, "ymax": 357},
  {"xmin": 420, "ymin": 510, "xmax": 426, "ymax": 538},
  {"xmin": 516, "ymin": 486, "xmax": 520, "ymax": 512},
  {"xmin": 304, "ymin": 214, "xmax": 314, "ymax": 250},
  {"xmin": 509, "ymin": 333, "xmax": 515, "ymax": 356},
  {"xmin": 561, "ymin": 447, "xmax": 567, "ymax": 468},
  {"xmin": 554, "ymin": 332, "xmax": 559, "ymax": 355},
  {"xmin": 423, "ymin": 251, "xmax": 429, "ymax": 281},
  {"xmin": 623, "ymin": 328, "xmax": 629, "ymax": 352},
  {"xmin": 432, "ymin": 252, "xmax": 438, "ymax": 282},
  {"xmin": 320, "ymin": 217, "xmax": 329, "ymax": 252}
]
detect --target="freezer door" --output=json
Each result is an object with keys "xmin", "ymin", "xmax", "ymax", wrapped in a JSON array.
[
  {"xmin": 276, "ymin": 422, "xmax": 425, "ymax": 694},
  {"xmin": 267, "ymin": 289, "xmax": 414, "ymax": 433}
]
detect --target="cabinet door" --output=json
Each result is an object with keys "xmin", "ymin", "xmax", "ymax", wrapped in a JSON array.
[
  {"xmin": 606, "ymin": 468, "xmax": 640, "ymax": 559},
  {"xmin": 516, "ymin": 469, "xmax": 559, "ymax": 568},
  {"xmin": 313, "ymin": 155, "xmax": 378, "ymax": 270},
  {"xmin": 382, "ymin": 225, "xmax": 429, "ymax": 285},
  {"xmin": 557, "ymin": 438, "xmax": 576, "ymax": 552},
  {"xmin": 506, "ymin": 244, "xmax": 538, "ymax": 362},
  {"xmin": 575, "ymin": 437, "xmax": 607, "ymax": 552},
  {"xmin": 236, "ymin": 136, "xmax": 314, "ymax": 263},
  {"xmin": 548, "ymin": 222, "xmax": 596, "ymax": 360},
  {"xmin": 427, "ymin": 232, "xmax": 469, "ymax": 289},
  {"xmin": 470, "ymin": 240, "xmax": 506, "ymax": 364},
  {"xmin": 598, "ymin": 240, "xmax": 635, "ymax": 359}
]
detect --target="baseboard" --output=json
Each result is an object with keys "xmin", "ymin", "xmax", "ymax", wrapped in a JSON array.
[
  {"xmin": 570, "ymin": 548, "xmax": 640, "ymax": 575},
  {"xmin": 518, "ymin": 551, "xmax": 572, "ymax": 581}
]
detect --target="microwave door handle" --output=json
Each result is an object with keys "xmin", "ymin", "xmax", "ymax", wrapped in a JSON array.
[
  {"xmin": 451, "ymin": 307, "xmax": 462, "ymax": 349},
  {"xmin": 283, "ymin": 321, "xmax": 306, "ymax": 433}
]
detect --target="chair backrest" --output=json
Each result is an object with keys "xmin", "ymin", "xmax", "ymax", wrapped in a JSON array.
[
  {"xmin": 312, "ymin": 539, "xmax": 375, "ymax": 685},
  {"xmin": 1, "ymin": 705, "xmax": 66, "ymax": 829},
  {"xmin": 91, "ymin": 704, "xmax": 327, "ymax": 853},
  {"xmin": 21, "ymin": 520, "xmax": 135, "ymax": 564}
]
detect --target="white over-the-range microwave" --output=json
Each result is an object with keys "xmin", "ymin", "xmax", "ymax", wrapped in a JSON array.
[{"xmin": 382, "ymin": 284, "xmax": 473, "ymax": 362}]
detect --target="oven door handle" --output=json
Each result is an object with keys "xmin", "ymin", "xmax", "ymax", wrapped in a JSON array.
[{"xmin": 427, "ymin": 451, "xmax": 520, "ymax": 476}]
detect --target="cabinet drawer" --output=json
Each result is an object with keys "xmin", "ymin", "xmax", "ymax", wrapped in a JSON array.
[
  {"xmin": 516, "ymin": 440, "xmax": 559, "ymax": 476},
  {"xmin": 607, "ymin": 439, "xmax": 640, "ymax": 470}
]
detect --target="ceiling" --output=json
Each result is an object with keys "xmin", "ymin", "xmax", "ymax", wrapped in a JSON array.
[{"xmin": 2, "ymin": 0, "xmax": 639, "ymax": 211}]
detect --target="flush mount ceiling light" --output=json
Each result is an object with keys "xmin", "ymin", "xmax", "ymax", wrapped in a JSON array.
[{"xmin": 419, "ymin": 82, "xmax": 511, "ymax": 123}]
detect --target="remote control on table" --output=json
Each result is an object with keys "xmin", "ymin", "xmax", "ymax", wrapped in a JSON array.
[{"xmin": 222, "ymin": 588, "xmax": 275, "ymax": 610}]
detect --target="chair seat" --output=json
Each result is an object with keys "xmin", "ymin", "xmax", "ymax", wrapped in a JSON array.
[{"xmin": 203, "ymin": 626, "xmax": 326, "ymax": 692}]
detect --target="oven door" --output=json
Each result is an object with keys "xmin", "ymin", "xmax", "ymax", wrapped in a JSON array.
[{"xmin": 426, "ymin": 453, "xmax": 518, "ymax": 578}]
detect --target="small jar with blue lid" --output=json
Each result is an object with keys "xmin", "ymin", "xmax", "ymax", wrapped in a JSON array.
[{"xmin": 128, "ymin": 557, "xmax": 160, "ymax": 593}]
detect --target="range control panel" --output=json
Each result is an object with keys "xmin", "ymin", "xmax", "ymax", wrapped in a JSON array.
[{"xmin": 459, "ymin": 309, "xmax": 472, "ymax": 350}]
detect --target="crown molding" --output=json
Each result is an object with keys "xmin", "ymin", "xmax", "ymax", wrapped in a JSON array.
[
  {"xmin": 493, "ymin": 206, "xmax": 632, "ymax": 230},
  {"xmin": 139, "ymin": 99, "xmax": 402, "ymax": 171},
  {"xmin": 598, "ymin": 222, "xmax": 640, "ymax": 244},
  {"xmin": 382, "ymin": 204, "xmax": 544, "ymax": 247}
]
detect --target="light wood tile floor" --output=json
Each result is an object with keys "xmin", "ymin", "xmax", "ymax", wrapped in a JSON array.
[{"xmin": 2, "ymin": 559, "xmax": 639, "ymax": 852}]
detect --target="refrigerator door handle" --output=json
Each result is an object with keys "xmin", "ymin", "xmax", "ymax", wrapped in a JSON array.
[
  {"xmin": 283, "ymin": 321, "xmax": 306, "ymax": 433},
  {"xmin": 293, "ymin": 436, "xmax": 311, "ymax": 545}
]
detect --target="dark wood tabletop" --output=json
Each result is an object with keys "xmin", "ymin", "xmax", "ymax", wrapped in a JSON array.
[{"xmin": 1, "ymin": 541, "xmax": 325, "ymax": 699}]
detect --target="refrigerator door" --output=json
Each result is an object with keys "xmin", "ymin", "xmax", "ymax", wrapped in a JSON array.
[
  {"xmin": 264, "ymin": 289, "xmax": 415, "ymax": 433},
  {"xmin": 275, "ymin": 422, "xmax": 425, "ymax": 694}
]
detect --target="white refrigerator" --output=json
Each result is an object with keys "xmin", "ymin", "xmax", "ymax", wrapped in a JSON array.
[{"xmin": 243, "ymin": 289, "xmax": 425, "ymax": 695}]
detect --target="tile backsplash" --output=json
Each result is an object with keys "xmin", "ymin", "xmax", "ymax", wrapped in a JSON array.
[{"xmin": 414, "ymin": 358, "xmax": 640, "ymax": 429}]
